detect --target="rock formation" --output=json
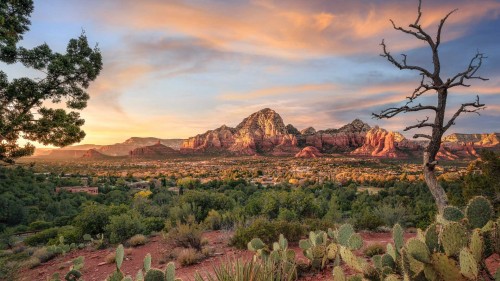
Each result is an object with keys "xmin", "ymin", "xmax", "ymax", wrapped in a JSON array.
[
  {"xmin": 295, "ymin": 146, "xmax": 323, "ymax": 158},
  {"xmin": 99, "ymin": 137, "xmax": 183, "ymax": 156},
  {"xmin": 351, "ymin": 126, "xmax": 421, "ymax": 158},
  {"xmin": 129, "ymin": 141, "xmax": 180, "ymax": 158},
  {"xmin": 81, "ymin": 149, "xmax": 109, "ymax": 159}
]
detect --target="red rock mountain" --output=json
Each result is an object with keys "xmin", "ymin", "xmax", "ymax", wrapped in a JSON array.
[
  {"xmin": 295, "ymin": 146, "xmax": 323, "ymax": 158},
  {"xmin": 129, "ymin": 142, "xmax": 180, "ymax": 158},
  {"xmin": 350, "ymin": 126, "xmax": 419, "ymax": 158},
  {"xmin": 81, "ymin": 149, "xmax": 109, "ymax": 159}
]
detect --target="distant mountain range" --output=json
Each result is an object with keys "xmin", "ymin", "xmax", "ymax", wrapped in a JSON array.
[{"xmin": 32, "ymin": 108, "xmax": 499, "ymax": 160}]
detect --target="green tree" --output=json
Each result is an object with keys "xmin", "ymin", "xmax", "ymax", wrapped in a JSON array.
[{"xmin": 0, "ymin": 0, "xmax": 102, "ymax": 163}]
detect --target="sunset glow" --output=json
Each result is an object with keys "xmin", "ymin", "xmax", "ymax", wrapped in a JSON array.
[{"xmin": 13, "ymin": 0, "xmax": 500, "ymax": 145}]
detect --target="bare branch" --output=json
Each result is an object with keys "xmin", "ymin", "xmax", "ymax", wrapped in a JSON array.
[
  {"xmin": 389, "ymin": 19, "xmax": 426, "ymax": 41},
  {"xmin": 436, "ymin": 9, "xmax": 458, "ymax": 48},
  {"xmin": 413, "ymin": 133, "xmax": 432, "ymax": 140},
  {"xmin": 403, "ymin": 116, "xmax": 435, "ymax": 131},
  {"xmin": 443, "ymin": 95, "xmax": 485, "ymax": 132},
  {"xmin": 414, "ymin": 0, "xmax": 423, "ymax": 25},
  {"xmin": 380, "ymin": 40, "xmax": 433, "ymax": 78},
  {"xmin": 373, "ymin": 103, "xmax": 437, "ymax": 120},
  {"xmin": 447, "ymin": 53, "xmax": 489, "ymax": 88}
]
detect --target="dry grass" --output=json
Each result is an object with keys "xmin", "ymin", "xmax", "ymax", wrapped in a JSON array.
[
  {"xmin": 24, "ymin": 257, "xmax": 41, "ymax": 269},
  {"xmin": 176, "ymin": 248, "xmax": 204, "ymax": 266},
  {"xmin": 127, "ymin": 234, "xmax": 148, "ymax": 247},
  {"xmin": 105, "ymin": 252, "xmax": 115, "ymax": 264}
]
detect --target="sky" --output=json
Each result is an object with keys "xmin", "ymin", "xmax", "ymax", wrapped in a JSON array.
[{"xmin": 7, "ymin": 0, "xmax": 500, "ymax": 145}]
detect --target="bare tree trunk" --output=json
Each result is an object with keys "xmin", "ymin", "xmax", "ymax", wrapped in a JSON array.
[{"xmin": 423, "ymin": 151, "xmax": 448, "ymax": 213}]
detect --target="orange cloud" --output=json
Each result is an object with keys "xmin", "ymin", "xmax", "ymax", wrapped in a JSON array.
[
  {"xmin": 95, "ymin": 0, "xmax": 500, "ymax": 58},
  {"xmin": 218, "ymin": 83, "xmax": 337, "ymax": 100}
]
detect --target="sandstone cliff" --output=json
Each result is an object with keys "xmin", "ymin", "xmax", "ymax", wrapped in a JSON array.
[
  {"xmin": 351, "ymin": 126, "xmax": 421, "ymax": 158},
  {"xmin": 81, "ymin": 149, "xmax": 109, "ymax": 159}
]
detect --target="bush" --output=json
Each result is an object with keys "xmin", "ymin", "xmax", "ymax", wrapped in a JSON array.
[
  {"xmin": 105, "ymin": 211, "xmax": 145, "ymax": 244},
  {"xmin": 165, "ymin": 222, "xmax": 203, "ymax": 251},
  {"xmin": 204, "ymin": 210, "xmax": 222, "ymax": 230},
  {"xmin": 28, "ymin": 221, "xmax": 53, "ymax": 231},
  {"xmin": 176, "ymin": 248, "xmax": 203, "ymax": 266},
  {"xmin": 144, "ymin": 217, "xmax": 165, "ymax": 234},
  {"xmin": 127, "ymin": 234, "xmax": 147, "ymax": 247},
  {"xmin": 24, "ymin": 228, "xmax": 59, "ymax": 246},
  {"xmin": 230, "ymin": 218, "xmax": 305, "ymax": 249},
  {"xmin": 32, "ymin": 247, "xmax": 58, "ymax": 263},
  {"xmin": 24, "ymin": 257, "xmax": 41, "ymax": 269},
  {"xmin": 47, "ymin": 226, "xmax": 80, "ymax": 245},
  {"xmin": 354, "ymin": 210, "xmax": 384, "ymax": 231},
  {"xmin": 363, "ymin": 244, "xmax": 385, "ymax": 257}
]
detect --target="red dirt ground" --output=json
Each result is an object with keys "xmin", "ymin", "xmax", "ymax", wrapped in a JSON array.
[{"xmin": 18, "ymin": 231, "xmax": 499, "ymax": 281}]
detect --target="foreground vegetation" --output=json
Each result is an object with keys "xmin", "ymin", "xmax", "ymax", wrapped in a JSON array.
[{"xmin": 0, "ymin": 152, "xmax": 497, "ymax": 279}]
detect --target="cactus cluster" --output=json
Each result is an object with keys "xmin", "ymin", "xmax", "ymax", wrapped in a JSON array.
[
  {"xmin": 49, "ymin": 256, "xmax": 85, "ymax": 281},
  {"xmin": 105, "ymin": 244, "xmax": 182, "ymax": 281},
  {"xmin": 333, "ymin": 196, "xmax": 499, "ymax": 281},
  {"xmin": 299, "ymin": 230, "xmax": 334, "ymax": 270},
  {"xmin": 248, "ymin": 234, "xmax": 297, "ymax": 279}
]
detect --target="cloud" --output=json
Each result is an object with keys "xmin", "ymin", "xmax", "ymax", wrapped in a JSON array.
[
  {"xmin": 88, "ymin": 0, "xmax": 500, "ymax": 58},
  {"xmin": 218, "ymin": 83, "xmax": 337, "ymax": 100}
]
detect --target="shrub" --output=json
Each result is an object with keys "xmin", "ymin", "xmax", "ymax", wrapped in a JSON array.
[
  {"xmin": 230, "ymin": 218, "xmax": 305, "ymax": 249},
  {"xmin": 144, "ymin": 217, "xmax": 165, "ymax": 234},
  {"xmin": 127, "ymin": 234, "xmax": 147, "ymax": 247},
  {"xmin": 47, "ymin": 226, "xmax": 80, "ymax": 245},
  {"xmin": 105, "ymin": 211, "xmax": 145, "ymax": 244},
  {"xmin": 354, "ymin": 209, "xmax": 384, "ymax": 231},
  {"xmin": 28, "ymin": 221, "xmax": 53, "ymax": 231},
  {"xmin": 201, "ymin": 246, "xmax": 215, "ymax": 257},
  {"xmin": 363, "ymin": 244, "xmax": 385, "ymax": 257},
  {"xmin": 24, "ymin": 228, "xmax": 59, "ymax": 246},
  {"xmin": 24, "ymin": 257, "xmax": 41, "ymax": 269},
  {"xmin": 32, "ymin": 247, "xmax": 58, "ymax": 263},
  {"xmin": 204, "ymin": 210, "xmax": 222, "ymax": 230},
  {"xmin": 176, "ymin": 248, "xmax": 203, "ymax": 266},
  {"xmin": 165, "ymin": 222, "xmax": 203, "ymax": 250}
]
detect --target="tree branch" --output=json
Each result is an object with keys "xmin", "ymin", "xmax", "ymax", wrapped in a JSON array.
[
  {"xmin": 373, "ymin": 104, "xmax": 437, "ymax": 119},
  {"xmin": 443, "ymin": 95, "xmax": 485, "ymax": 132},
  {"xmin": 380, "ymin": 40, "xmax": 433, "ymax": 78},
  {"xmin": 403, "ymin": 116, "xmax": 435, "ymax": 131},
  {"xmin": 436, "ymin": 9, "xmax": 458, "ymax": 48},
  {"xmin": 447, "ymin": 52, "xmax": 489, "ymax": 88},
  {"xmin": 413, "ymin": 133, "xmax": 432, "ymax": 140}
]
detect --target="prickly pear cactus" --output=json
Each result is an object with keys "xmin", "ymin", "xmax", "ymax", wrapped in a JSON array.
[
  {"xmin": 347, "ymin": 233, "xmax": 363, "ymax": 250},
  {"xmin": 443, "ymin": 206, "xmax": 464, "ymax": 222},
  {"xmin": 144, "ymin": 253, "xmax": 152, "ymax": 272},
  {"xmin": 440, "ymin": 222, "xmax": 468, "ymax": 257},
  {"xmin": 116, "ymin": 244, "xmax": 124, "ymax": 270},
  {"xmin": 393, "ymin": 224, "xmax": 404, "ymax": 251},
  {"xmin": 431, "ymin": 253, "xmax": 465, "ymax": 281},
  {"xmin": 459, "ymin": 248, "xmax": 478, "ymax": 280},
  {"xmin": 406, "ymin": 238, "xmax": 430, "ymax": 263},
  {"xmin": 338, "ymin": 224, "xmax": 355, "ymax": 246},
  {"xmin": 165, "ymin": 262, "xmax": 176, "ymax": 281},
  {"xmin": 333, "ymin": 266, "xmax": 346, "ymax": 281},
  {"xmin": 425, "ymin": 223, "xmax": 440, "ymax": 253},
  {"xmin": 144, "ymin": 269, "xmax": 165, "ymax": 281},
  {"xmin": 466, "ymin": 196, "xmax": 493, "ymax": 229}
]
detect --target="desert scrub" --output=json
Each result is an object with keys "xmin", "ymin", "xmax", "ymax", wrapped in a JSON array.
[
  {"xmin": 230, "ymin": 217, "xmax": 305, "ymax": 249},
  {"xmin": 126, "ymin": 234, "xmax": 147, "ymax": 247},
  {"xmin": 363, "ymin": 243, "xmax": 385, "ymax": 257},
  {"xmin": 166, "ymin": 221, "xmax": 203, "ymax": 250},
  {"xmin": 32, "ymin": 247, "xmax": 58, "ymax": 263},
  {"xmin": 177, "ymin": 248, "xmax": 204, "ymax": 266}
]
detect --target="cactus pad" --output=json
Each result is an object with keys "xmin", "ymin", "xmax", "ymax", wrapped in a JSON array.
[
  {"xmin": 470, "ymin": 228, "xmax": 484, "ymax": 262},
  {"xmin": 165, "ymin": 262, "xmax": 176, "ymax": 281},
  {"xmin": 466, "ymin": 196, "xmax": 493, "ymax": 229},
  {"xmin": 406, "ymin": 238, "xmax": 430, "ymax": 263},
  {"xmin": 248, "ymin": 238, "xmax": 266, "ymax": 251},
  {"xmin": 299, "ymin": 239, "xmax": 312, "ymax": 250},
  {"xmin": 347, "ymin": 233, "xmax": 363, "ymax": 250},
  {"xmin": 431, "ymin": 253, "xmax": 465, "ymax": 281},
  {"xmin": 333, "ymin": 266, "xmax": 346, "ymax": 281},
  {"xmin": 443, "ymin": 206, "xmax": 464, "ymax": 222},
  {"xmin": 393, "ymin": 224, "xmax": 404, "ymax": 251},
  {"xmin": 116, "ymin": 244, "xmax": 124, "ymax": 270},
  {"xmin": 144, "ymin": 269, "xmax": 165, "ymax": 281},
  {"xmin": 425, "ymin": 223, "xmax": 440, "ymax": 253},
  {"xmin": 459, "ymin": 248, "xmax": 478, "ymax": 280},
  {"xmin": 144, "ymin": 253, "xmax": 152, "ymax": 272},
  {"xmin": 326, "ymin": 243, "xmax": 339, "ymax": 260},
  {"xmin": 440, "ymin": 222, "xmax": 468, "ymax": 257},
  {"xmin": 340, "ymin": 246, "xmax": 363, "ymax": 272},
  {"xmin": 338, "ymin": 224, "xmax": 355, "ymax": 246}
]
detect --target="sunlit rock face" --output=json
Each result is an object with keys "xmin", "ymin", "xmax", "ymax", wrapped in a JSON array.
[
  {"xmin": 182, "ymin": 108, "xmax": 299, "ymax": 155},
  {"xmin": 129, "ymin": 142, "xmax": 179, "ymax": 158},
  {"xmin": 351, "ymin": 126, "xmax": 419, "ymax": 158},
  {"xmin": 295, "ymin": 146, "xmax": 323, "ymax": 158}
]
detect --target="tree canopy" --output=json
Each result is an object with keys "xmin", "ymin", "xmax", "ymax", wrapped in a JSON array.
[{"xmin": 0, "ymin": 0, "xmax": 102, "ymax": 163}]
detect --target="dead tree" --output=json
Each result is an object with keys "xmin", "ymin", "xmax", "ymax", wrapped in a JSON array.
[{"xmin": 373, "ymin": 0, "xmax": 488, "ymax": 213}]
